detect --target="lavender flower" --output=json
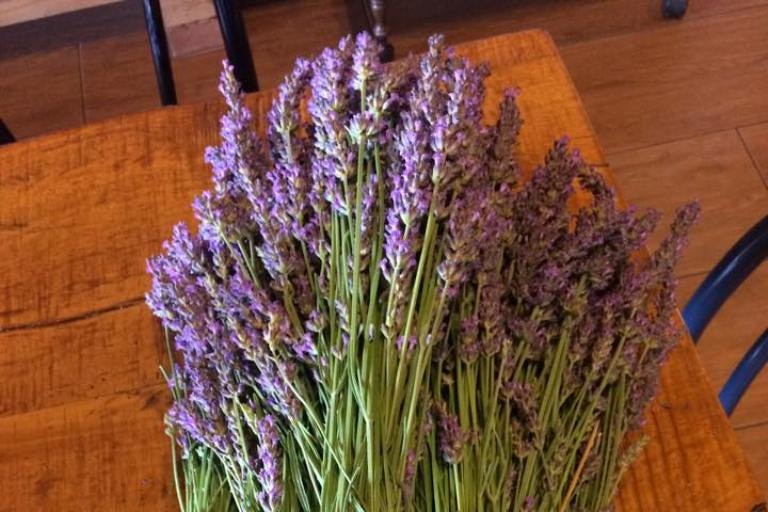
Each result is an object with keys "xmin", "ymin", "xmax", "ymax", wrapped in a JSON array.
[
  {"xmin": 435, "ymin": 402, "xmax": 469, "ymax": 464},
  {"xmin": 256, "ymin": 415, "xmax": 284, "ymax": 511},
  {"xmin": 148, "ymin": 33, "xmax": 698, "ymax": 512}
]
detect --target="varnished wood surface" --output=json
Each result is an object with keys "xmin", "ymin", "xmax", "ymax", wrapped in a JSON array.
[
  {"xmin": 0, "ymin": 30, "xmax": 764, "ymax": 511},
  {"xmin": 608, "ymin": 130, "xmax": 768, "ymax": 278},
  {"xmin": 561, "ymin": 5, "xmax": 768, "ymax": 154},
  {"xmin": 0, "ymin": 46, "xmax": 83, "ymax": 139},
  {"xmin": 740, "ymin": 122, "xmax": 768, "ymax": 185},
  {"xmin": 1, "ymin": 0, "xmax": 766, "ymax": 495}
]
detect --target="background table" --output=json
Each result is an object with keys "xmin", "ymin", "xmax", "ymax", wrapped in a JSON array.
[{"xmin": 0, "ymin": 30, "xmax": 763, "ymax": 511}]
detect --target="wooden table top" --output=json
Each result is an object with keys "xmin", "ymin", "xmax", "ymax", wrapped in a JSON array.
[{"xmin": 0, "ymin": 30, "xmax": 764, "ymax": 511}]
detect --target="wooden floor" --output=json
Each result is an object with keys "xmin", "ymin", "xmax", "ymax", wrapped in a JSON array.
[{"xmin": 0, "ymin": 0, "xmax": 766, "ymax": 495}]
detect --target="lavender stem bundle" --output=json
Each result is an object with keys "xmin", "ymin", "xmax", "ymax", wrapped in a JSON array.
[{"xmin": 147, "ymin": 33, "xmax": 698, "ymax": 512}]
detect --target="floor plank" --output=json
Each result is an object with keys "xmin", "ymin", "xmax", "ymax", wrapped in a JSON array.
[
  {"xmin": 173, "ymin": 46, "xmax": 227, "ymax": 104},
  {"xmin": 0, "ymin": 1, "xmax": 143, "ymax": 60},
  {"xmin": 233, "ymin": 0, "xmax": 768, "ymax": 86},
  {"xmin": 385, "ymin": 0, "xmax": 768, "ymax": 55},
  {"xmin": 677, "ymin": 265, "xmax": 768, "ymax": 429},
  {"xmin": 561, "ymin": 6, "xmax": 768, "ymax": 153},
  {"xmin": 80, "ymin": 30, "xmax": 230, "ymax": 123},
  {"xmin": 12, "ymin": 0, "xmax": 768, "ymax": 141},
  {"xmin": 0, "ymin": 46, "xmax": 83, "ymax": 139},
  {"xmin": 739, "ymin": 122, "xmax": 768, "ymax": 186},
  {"xmin": 0, "ymin": 0, "xmax": 120, "ymax": 28},
  {"xmin": 242, "ymin": 0, "xmax": 359, "ymax": 90},
  {"xmin": 607, "ymin": 129, "xmax": 768, "ymax": 276},
  {"xmin": 79, "ymin": 32, "xmax": 160, "ymax": 123}
]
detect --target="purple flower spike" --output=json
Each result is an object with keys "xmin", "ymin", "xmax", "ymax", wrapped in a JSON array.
[
  {"xmin": 256, "ymin": 415, "xmax": 284, "ymax": 511},
  {"xmin": 146, "ymin": 33, "xmax": 699, "ymax": 512}
]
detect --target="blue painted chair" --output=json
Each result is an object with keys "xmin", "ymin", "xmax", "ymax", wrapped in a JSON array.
[{"xmin": 683, "ymin": 214, "xmax": 768, "ymax": 416}]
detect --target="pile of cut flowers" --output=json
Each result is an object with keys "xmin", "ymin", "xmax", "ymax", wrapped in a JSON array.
[{"xmin": 147, "ymin": 33, "xmax": 698, "ymax": 512}]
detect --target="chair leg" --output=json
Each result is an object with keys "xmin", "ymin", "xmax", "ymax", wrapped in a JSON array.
[
  {"xmin": 368, "ymin": 0, "xmax": 393, "ymax": 62},
  {"xmin": 142, "ymin": 0, "xmax": 178, "ymax": 106},
  {"xmin": 662, "ymin": 0, "xmax": 688, "ymax": 19},
  {"xmin": 212, "ymin": 0, "xmax": 259, "ymax": 93},
  {"xmin": 0, "ymin": 118, "xmax": 15, "ymax": 145}
]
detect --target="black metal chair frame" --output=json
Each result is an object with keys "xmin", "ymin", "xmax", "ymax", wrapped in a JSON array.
[
  {"xmin": 683, "ymin": 215, "xmax": 768, "ymax": 416},
  {"xmin": 142, "ymin": 0, "xmax": 177, "ymax": 106},
  {"xmin": 142, "ymin": 0, "xmax": 259, "ymax": 107}
]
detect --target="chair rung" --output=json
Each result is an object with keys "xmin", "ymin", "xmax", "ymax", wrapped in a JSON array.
[{"xmin": 719, "ymin": 329, "xmax": 768, "ymax": 416}]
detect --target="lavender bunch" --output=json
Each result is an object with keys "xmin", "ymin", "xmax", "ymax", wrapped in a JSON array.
[{"xmin": 147, "ymin": 33, "xmax": 698, "ymax": 512}]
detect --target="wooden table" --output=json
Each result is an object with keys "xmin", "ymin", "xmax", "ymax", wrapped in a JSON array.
[{"xmin": 0, "ymin": 30, "xmax": 763, "ymax": 511}]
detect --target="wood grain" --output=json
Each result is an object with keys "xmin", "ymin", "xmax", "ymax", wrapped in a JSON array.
[
  {"xmin": 0, "ymin": 104, "xmax": 224, "ymax": 328},
  {"xmin": 736, "ymin": 423, "xmax": 768, "ymax": 497},
  {"xmin": 0, "ymin": 46, "xmax": 83, "ymax": 139},
  {"xmin": 159, "ymin": 0, "xmax": 213, "ymax": 29},
  {"xmin": 607, "ymin": 129, "xmax": 768, "ymax": 277},
  {"xmin": 0, "ymin": 386, "xmax": 173, "ymax": 512},
  {"xmin": 0, "ymin": 30, "xmax": 763, "ymax": 510},
  {"xmin": 385, "ymin": 0, "xmax": 768, "ymax": 55},
  {"xmin": 739, "ymin": 122, "xmax": 768, "ymax": 186},
  {"xmin": 0, "ymin": 0, "xmax": 119, "ymax": 27},
  {"xmin": 167, "ymin": 17, "xmax": 222, "ymax": 58},
  {"xmin": 1, "ymin": 31, "xmax": 598, "ymax": 330},
  {"xmin": 0, "ymin": 303, "xmax": 163, "ymax": 417},
  {"xmin": 678, "ymin": 266, "xmax": 768, "ymax": 429},
  {"xmin": 561, "ymin": 6, "xmax": 768, "ymax": 153},
  {"xmin": 80, "ymin": 32, "xmax": 161, "ymax": 122},
  {"xmin": 615, "ymin": 335, "xmax": 764, "ymax": 512},
  {"xmin": 0, "ymin": 0, "xmax": 144, "ymax": 61},
  {"xmin": 80, "ymin": 30, "xmax": 229, "ymax": 122}
]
